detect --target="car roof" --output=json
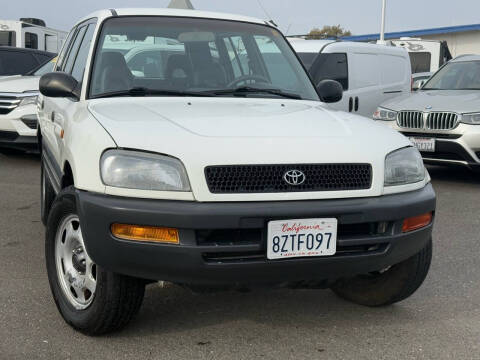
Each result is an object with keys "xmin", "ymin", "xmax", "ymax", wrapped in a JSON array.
[
  {"xmin": 75, "ymin": 8, "xmax": 267, "ymax": 27},
  {"xmin": 0, "ymin": 46, "xmax": 56, "ymax": 56},
  {"xmin": 451, "ymin": 54, "xmax": 480, "ymax": 62},
  {"xmin": 288, "ymin": 40, "xmax": 407, "ymax": 56},
  {"xmin": 287, "ymin": 40, "xmax": 335, "ymax": 52}
]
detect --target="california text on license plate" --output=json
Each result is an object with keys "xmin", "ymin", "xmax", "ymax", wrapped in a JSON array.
[
  {"xmin": 267, "ymin": 218, "xmax": 337, "ymax": 260},
  {"xmin": 409, "ymin": 137, "xmax": 435, "ymax": 152}
]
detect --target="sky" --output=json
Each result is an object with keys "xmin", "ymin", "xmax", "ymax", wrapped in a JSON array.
[{"xmin": 3, "ymin": 0, "xmax": 480, "ymax": 36}]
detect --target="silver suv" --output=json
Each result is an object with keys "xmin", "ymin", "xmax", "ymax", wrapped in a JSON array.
[{"xmin": 374, "ymin": 55, "xmax": 480, "ymax": 171}]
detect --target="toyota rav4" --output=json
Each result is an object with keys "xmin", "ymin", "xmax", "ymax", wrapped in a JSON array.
[{"xmin": 38, "ymin": 8, "xmax": 436, "ymax": 335}]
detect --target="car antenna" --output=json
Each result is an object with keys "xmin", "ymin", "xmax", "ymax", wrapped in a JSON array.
[{"xmin": 256, "ymin": 0, "xmax": 278, "ymax": 27}]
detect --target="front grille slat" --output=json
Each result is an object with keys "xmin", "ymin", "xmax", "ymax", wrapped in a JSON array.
[
  {"xmin": 205, "ymin": 164, "xmax": 372, "ymax": 194},
  {"xmin": 397, "ymin": 111, "xmax": 424, "ymax": 129},
  {"xmin": 426, "ymin": 112, "xmax": 458, "ymax": 130},
  {"xmin": 0, "ymin": 95, "xmax": 20, "ymax": 115}
]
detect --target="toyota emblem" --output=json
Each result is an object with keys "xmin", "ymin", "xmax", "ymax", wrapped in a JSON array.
[{"xmin": 283, "ymin": 170, "xmax": 306, "ymax": 186}]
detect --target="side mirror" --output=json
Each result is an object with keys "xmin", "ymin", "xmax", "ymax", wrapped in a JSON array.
[
  {"xmin": 413, "ymin": 79, "xmax": 427, "ymax": 91},
  {"xmin": 317, "ymin": 80, "xmax": 343, "ymax": 103},
  {"xmin": 39, "ymin": 72, "xmax": 79, "ymax": 99}
]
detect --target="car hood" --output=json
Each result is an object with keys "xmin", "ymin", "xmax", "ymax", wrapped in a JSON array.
[
  {"xmin": 382, "ymin": 90, "xmax": 480, "ymax": 113},
  {"xmin": 88, "ymin": 97, "xmax": 410, "ymax": 201},
  {"xmin": 0, "ymin": 75, "xmax": 40, "ymax": 93}
]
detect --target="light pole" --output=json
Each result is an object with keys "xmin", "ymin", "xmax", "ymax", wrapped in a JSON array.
[{"xmin": 379, "ymin": 0, "xmax": 387, "ymax": 44}]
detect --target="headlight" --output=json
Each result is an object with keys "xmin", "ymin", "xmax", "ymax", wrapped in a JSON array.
[
  {"xmin": 373, "ymin": 107, "xmax": 397, "ymax": 121},
  {"xmin": 385, "ymin": 147, "xmax": 425, "ymax": 186},
  {"xmin": 18, "ymin": 95, "xmax": 38, "ymax": 107},
  {"xmin": 100, "ymin": 150, "xmax": 191, "ymax": 191},
  {"xmin": 461, "ymin": 112, "xmax": 480, "ymax": 125}
]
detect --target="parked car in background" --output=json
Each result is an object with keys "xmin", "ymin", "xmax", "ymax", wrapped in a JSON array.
[
  {"xmin": 374, "ymin": 54, "xmax": 480, "ymax": 171},
  {"xmin": 0, "ymin": 18, "xmax": 67, "ymax": 52},
  {"xmin": 39, "ymin": 8, "xmax": 435, "ymax": 335},
  {"xmin": 0, "ymin": 46, "xmax": 56, "ymax": 77},
  {"xmin": 412, "ymin": 72, "xmax": 433, "ymax": 91},
  {"xmin": 290, "ymin": 39, "xmax": 411, "ymax": 118},
  {"xmin": 0, "ymin": 57, "xmax": 56, "ymax": 150}
]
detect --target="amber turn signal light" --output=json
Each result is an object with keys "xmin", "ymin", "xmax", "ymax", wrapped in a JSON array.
[
  {"xmin": 402, "ymin": 213, "xmax": 433, "ymax": 233},
  {"xmin": 111, "ymin": 223, "xmax": 179, "ymax": 244}
]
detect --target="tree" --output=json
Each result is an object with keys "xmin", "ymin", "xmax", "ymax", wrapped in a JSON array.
[{"xmin": 307, "ymin": 25, "xmax": 352, "ymax": 39}]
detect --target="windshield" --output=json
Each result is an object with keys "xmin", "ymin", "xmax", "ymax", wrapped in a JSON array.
[
  {"xmin": 423, "ymin": 61, "xmax": 480, "ymax": 90},
  {"xmin": 89, "ymin": 17, "xmax": 319, "ymax": 100},
  {"xmin": 30, "ymin": 57, "xmax": 57, "ymax": 76}
]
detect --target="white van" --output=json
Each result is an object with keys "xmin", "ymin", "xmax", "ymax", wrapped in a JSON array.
[{"xmin": 289, "ymin": 40, "xmax": 411, "ymax": 118}]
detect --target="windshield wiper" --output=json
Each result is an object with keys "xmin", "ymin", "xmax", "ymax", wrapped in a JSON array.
[
  {"xmin": 91, "ymin": 87, "xmax": 216, "ymax": 99},
  {"xmin": 207, "ymin": 86, "xmax": 302, "ymax": 100}
]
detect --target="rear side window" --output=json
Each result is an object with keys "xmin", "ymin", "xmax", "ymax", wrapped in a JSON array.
[
  {"xmin": 310, "ymin": 53, "xmax": 349, "ymax": 90},
  {"xmin": 0, "ymin": 51, "xmax": 38, "ymax": 75},
  {"xmin": 63, "ymin": 26, "xmax": 87, "ymax": 74},
  {"xmin": 71, "ymin": 24, "xmax": 95, "ymax": 82},
  {"xmin": 25, "ymin": 32, "xmax": 38, "ymax": 49},
  {"xmin": 409, "ymin": 52, "xmax": 431, "ymax": 73},
  {"xmin": 56, "ymin": 29, "xmax": 77, "ymax": 71}
]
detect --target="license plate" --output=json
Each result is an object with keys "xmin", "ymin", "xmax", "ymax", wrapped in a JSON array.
[
  {"xmin": 409, "ymin": 137, "xmax": 435, "ymax": 152},
  {"xmin": 267, "ymin": 218, "xmax": 337, "ymax": 260}
]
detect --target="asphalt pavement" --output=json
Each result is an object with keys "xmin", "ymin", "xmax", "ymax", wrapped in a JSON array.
[{"xmin": 1, "ymin": 148, "xmax": 479, "ymax": 360}]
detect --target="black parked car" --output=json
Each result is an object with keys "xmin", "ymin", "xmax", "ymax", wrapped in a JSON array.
[{"xmin": 0, "ymin": 47, "xmax": 56, "ymax": 76}]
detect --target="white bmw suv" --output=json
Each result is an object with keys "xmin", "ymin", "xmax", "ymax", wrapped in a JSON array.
[
  {"xmin": 375, "ymin": 55, "xmax": 480, "ymax": 171},
  {"xmin": 38, "ymin": 8, "xmax": 436, "ymax": 335}
]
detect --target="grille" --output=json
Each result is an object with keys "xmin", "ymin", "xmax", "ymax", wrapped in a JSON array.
[
  {"xmin": 426, "ymin": 112, "xmax": 458, "ymax": 130},
  {"xmin": 198, "ymin": 222, "xmax": 390, "ymax": 264},
  {"xmin": 397, "ymin": 111, "xmax": 424, "ymax": 128},
  {"xmin": 196, "ymin": 223, "xmax": 384, "ymax": 247},
  {"xmin": 202, "ymin": 244, "xmax": 389, "ymax": 263},
  {"xmin": 0, "ymin": 94, "xmax": 20, "ymax": 115},
  {"xmin": 205, "ymin": 164, "xmax": 372, "ymax": 194}
]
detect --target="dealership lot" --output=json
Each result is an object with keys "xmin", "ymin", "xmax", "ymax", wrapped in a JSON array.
[{"xmin": 0, "ymin": 149, "xmax": 479, "ymax": 360}]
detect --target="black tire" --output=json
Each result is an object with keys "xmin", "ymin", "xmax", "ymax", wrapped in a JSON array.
[
  {"xmin": 45, "ymin": 186, "xmax": 145, "ymax": 335},
  {"xmin": 330, "ymin": 239, "xmax": 432, "ymax": 307},
  {"xmin": 40, "ymin": 160, "xmax": 56, "ymax": 226}
]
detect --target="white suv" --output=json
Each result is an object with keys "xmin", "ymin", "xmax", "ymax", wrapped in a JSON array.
[
  {"xmin": 375, "ymin": 55, "xmax": 480, "ymax": 171},
  {"xmin": 39, "ymin": 8, "xmax": 436, "ymax": 335},
  {"xmin": 0, "ymin": 58, "xmax": 55, "ymax": 150}
]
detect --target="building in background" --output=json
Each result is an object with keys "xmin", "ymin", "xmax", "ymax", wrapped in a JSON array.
[{"xmin": 343, "ymin": 24, "xmax": 480, "ymax": 59}]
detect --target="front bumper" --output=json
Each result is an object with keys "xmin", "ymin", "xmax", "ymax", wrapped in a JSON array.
[
  {"xmin": 0, "ymin": 105, "xmax": 38, "ymax": 150},
  {"xmin": 376, "ymin": 120, "xmax": 480, "ymax": 170},
  {"xmin": 76, "ymin": 184, "xmax": 436, "ymax": 285}
]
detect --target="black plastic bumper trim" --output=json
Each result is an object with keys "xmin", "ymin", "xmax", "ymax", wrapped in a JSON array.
[{"xmin": 75, "ymin": 184, "xmax": 435, "ymax": 284}]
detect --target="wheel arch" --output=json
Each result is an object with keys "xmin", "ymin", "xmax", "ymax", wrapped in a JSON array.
[{"xmin": 61, "ymin": 160, "xmax": 75, "ymax": 189}]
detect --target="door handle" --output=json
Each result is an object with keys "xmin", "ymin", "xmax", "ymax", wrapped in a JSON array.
[
  {"xmin": 348, "ymin": 97, "xmax": 353, "ymax": 112},
  {"xmin": 354, "ymin": 97, "xmax": 359, "ymax": 112},
  {"xmin": 50, "ymin": 111, "xmax": 55, "ymax": 122}
]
